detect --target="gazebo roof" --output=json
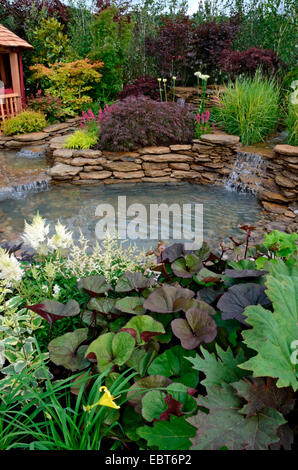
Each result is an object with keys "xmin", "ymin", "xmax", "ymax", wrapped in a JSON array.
[{"xmin": 0, "ymin": 23, "xmax": 33, "ymax": 50}]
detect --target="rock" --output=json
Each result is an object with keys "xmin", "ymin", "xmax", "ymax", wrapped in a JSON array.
[
  {"xmin": 169, "ymin": 144, "xmax": 192, "ymax": 151},
  {"xmin": 171, "ymin": 170, "xmax": 200, "ymax": 179},
  {"xmin": 200, "ymin": 134, "xmax": 240, "ymax": 145},
  {"xmin": 201, "ymin": 172, "xmax": 219, "ymax": 182},
  {"xmin": 284, "ymin": 210, "xmax": 296, "ymax": 218},
  {"xmin": 103, "ymin": 151, "xmax": 140, "ymax": 161},
  {"xmin": 274, "ymin": 144, "xmax": 298, "ymax": 157},
  {"xmin": 49, "ymin": 135, "xmax": 68, "ymax": 149},
  {"xmin": 103, "ymin": 162, "xmax": 142, "ymax": 172},
  {"xmin": 14, "ymin": 132, "xmax": 48, "ymax": 142},
  {"xmin": 259, "ymin": 190, "xmax": 289, "ymax": 204},
  {"xmin": 138, "ymin": 146, "xmax": 170, "ymax": 155},
  {"xmin": 53, "ymin": 149, "xmax": 74, "ymax": 159},
  {"xmin": 169, "ymin": 163, "xmax": 190, "ymax": 170},
  {"xmin": 73, "ymin": 149, "xmax": 102, "ymax": 158},
  {"xmin": 202, "ymin": 162, "xmax": 224, "ymax": 169},
  {"xmin": 44, "ymin": 123, "xmax": 71, "ymax": 133},
  {"xmin": 83, "ymin": 165, "xmax": 104, "ymax": 171},
  {"xmin": 47, "ymin": 163, "xmax": 82, "ymax": 177},
  {"xmin": 142, "ymin": 162, "xmax": 169, "ymax": 170},
  {"xmin": 275, "ymin": 175, "xmax": 296, "ymax": 189},
  {"xmin": 262, "ymin": 201, "xmax": 287, "ymax": 214},
  {"xmin": 71, "ymin": 157, "xmax": 106, "ymax": 166},
  {"xmin": 113, "ymin": 171, "xmax": 144, "ymax": 179},
  {"xmin": 144, "ymin": 169, "xmax": 171, "ymax": 177},
  {"xmin": 55, "ymin": 157, "xmax": 73, "ymax": 164},
  {"xmin": 4, "ymin": 140, "xmax": 24, "ymax": 148},
  {"xmin": 141, "ymin": 154, "xmax": 193, "ymax": 163},
  {"xmin": 78, "ymin": 171, "xmax": 112, "ymax": 180}
]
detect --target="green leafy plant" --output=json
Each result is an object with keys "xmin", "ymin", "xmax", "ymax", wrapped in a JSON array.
[
  {"xmin": 64, "ymin": 129, "xmax": 99, "ymax": 149},
  {"xmin": 1, "ymin": 111, "xmax": 47, "ymax": 136},
  {"xmin": 30, "ymin": 59, "xmax": 104, "ymax": 115},
  {"xmin": 213, "ymin": 71, "xmax": 280, "ymax": 145},
  {"xmin": 32, "ymin": 17, "xmax": 72, "ymax": 66}
]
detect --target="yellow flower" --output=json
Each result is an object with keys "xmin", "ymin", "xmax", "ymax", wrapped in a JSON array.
[{"xmin": 83, "ymin": 386, "xmax": 120, "ymax": 412}]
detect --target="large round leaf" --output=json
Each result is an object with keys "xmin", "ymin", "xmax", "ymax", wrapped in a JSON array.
[
  {"xmin": 171, "ymin": 307, "xmax": 217, "ymax": 350},
  {"xmin": 148, "ymin": 345, "xmax": 198, "ymax": 388},
  {"xmin": 122, "ymin": 315, "xmax": 165, "ymax": 344},
  {"xmin": 87, "ymin": 297, "xmax": 117, "ymax": 315},
  {"xmin": 143, "ymin": 285, "xmax": 194, "ymax": 313},
  {"xmin": 27, "ymin": 299, "xmax": 80, "ymax": 326},
  {"xmin": 217, "ymin": 283, "xmax": 271, "ymax": 325},
  {"xmin": 127, "ymin": 375, "xmax": 172, "ymax": 413},
  {"xmin": 115, "ymin": 296, "xmax": 145, "ymax": 315},
  {"xmin": 85, "ymin": 331, "xmax": 135, "ymax": 372},
  {"xmin": 115, "ymin": 271, "xmax": 156, "ymax": 293},
  {"xmin": 48, "ymin": 328, "xmax": 90, "ymax": 371},
  {"xmin": 171, "ymin": 254, "xmax": 202, "ymax": 279},
  {"xmin": 78, "ymin": 275, "xmax": 111, "ymax": 296}
]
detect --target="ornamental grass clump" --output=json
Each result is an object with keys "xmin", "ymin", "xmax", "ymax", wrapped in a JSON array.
[
  {"xmin": 96, "ymin": 96, "xmax": 195, "ymax": 151},
  {"xmin": 213, "ymin": 71, "xmax": 280, "ymax": 145}
]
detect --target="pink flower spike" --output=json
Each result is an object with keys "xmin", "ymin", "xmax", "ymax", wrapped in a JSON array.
[
  {"xmin": 212, "ymin": 122, "xmax": 215, "ymax": 128},
  {"xmin": 196, "ymin": 114, "xmax": 200, "ymax": 122},
  {"xmin": 201, "ymin": 113, "xmax": 204, "ymax": 124},
  {"xmin": 205, "ymin": 109, "xmax": 210, "ymax": 121}
]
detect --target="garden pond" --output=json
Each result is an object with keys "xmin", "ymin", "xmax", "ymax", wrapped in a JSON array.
[{"xmin": 0, "ymin": 149, "xmax": 263, "ymax": 249}]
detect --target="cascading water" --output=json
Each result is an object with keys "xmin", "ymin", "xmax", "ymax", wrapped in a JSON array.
[
  {"xmin": 0, "ymin": 177, "xmax": 51, "ymax": 201},
  {"xmin": 224, "ymin": 151, "xmax": 266, "ymax": 195}
]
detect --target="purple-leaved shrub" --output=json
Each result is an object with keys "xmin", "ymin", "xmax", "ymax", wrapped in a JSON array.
[{"xmin": 96, "ymin": 96, "xmax": 195, "ymax": 151}]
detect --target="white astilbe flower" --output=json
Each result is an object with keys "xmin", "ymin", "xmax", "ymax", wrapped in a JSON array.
[
  {"xmin": 290, "ymin": 89, "xmax": 298, "ymax": 105},
  {"xmin": 53, "ymin": 284, "xmax": 61, "ymax": 299},
  {"xmin": 200, "ymin": 74, "xmax": 210, "ymax": 80},
  {"xmin": 290, "ymin": 80, "xmax": 298, "ymax": 90},
  {"xmin": 194, "ymin": 71, "xmax": 201, "ymax": 77},
  {"xmin": 48, "ymin": 221, "xmax": 73, "ymax": 251},
  {"xmin": 0, "ymin": 248, "xmax": 23, "ymax": 286},
  {"xmin": 22, "ymin": 213, "xmax": 49, "ymax": 251}
]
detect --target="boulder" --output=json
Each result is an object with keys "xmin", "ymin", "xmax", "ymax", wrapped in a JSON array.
[
  {"xmin": 171, "ymin": 170, "xmax": 200, "ymax": 179},
  {"xmin": 262, "ymin": 201, "xmax": 287, "ymax": 214},
  {"xmin": 275, "ymin": 175, "xmax": 296, "ymax": 189},
  {"xmin": 259, "ymin": 190, "xmax": 289, "ymax": 204},
  {"xmin": 274, "ymin": 144, "xmax": 298, "ymax": 157},
  {"xmin": 71, "ymin": 157, "xmax": 106, "ymax": 166},
  {"xmin": 79, "ymin": 171, "xmax": 112, "ymax": 180},
  {"xmin": 14, "ymin": 132, "xmax": 48, "ymax": 142},
  {"xmin": 47, "ymin": 164, "xmax": 82, "ymax": 177},
  {"xmin": 144, "ymin": 169, "xmax": 171, "ymax": 177},
  {"xmin": 44, "ymin": 123, "xmax": 70, "ymax": 133},
  {"xmin": 169, "ymin": 144, "xmax": 192, "ymax": 152},
  {"xmin": 138, "ymin": 146, "xmax": 171, "ymax": 155},
  {"xmin": 200, "ymin": 134, "xmax": 240, "ymax": 145},
  {"xmin": 73, "ymin": 149, "xmax": 102, "ymax": 158},
  {"xmin": 103, "ymin": 162, "xmax": 142, "ymax": 172},
  {"xmin": 113, "ymin": 170, "xmax": 144, "ymax": 179},
  {"xmin": 169, "ymin": 163, "xmax": 190, "ymax": 170},
  {"xmin": 141, "ymin": 154, "xmax": 193, "ymax": 163},
  {"xmin": 53, "ymin": 149, "xmax": 74, "ymax": 159}
]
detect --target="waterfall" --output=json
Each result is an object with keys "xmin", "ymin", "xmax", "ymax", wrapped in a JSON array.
[
  {"xmin": 0, "ymin": 178, "xmax": 50, "ymax": 201},
  {"xmin": 224, "ymin": 151, "xmax": 266, "ymax": 195}
]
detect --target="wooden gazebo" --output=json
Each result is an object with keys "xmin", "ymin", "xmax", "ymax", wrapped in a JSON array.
[{"xmin": 0, "ymin": 23, "xmax": 33, "ymax": 121}]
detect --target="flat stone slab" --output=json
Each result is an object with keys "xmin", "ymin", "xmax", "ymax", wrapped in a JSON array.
[
  {"xmin": 78, "ymin": 171, "xmax": 112, "ymax": 180},
  {"xmin": 47, "ymin": 163, "xmax": 82, "ymax": 177},
  {"xmin": 103, "ymin": 162, "xmax": 142, "ymax": 172},
  {"xmin": 53, "ymin": 149, "xmax": 74, "ymax": 158},
  {"xmin": 73, "ymin": 149, "xmax": 102, "ymax": 158},
  {"xmin": 274, "ymin": 144, "xmax": 298, "ymax": 157},
  {"xmin": 138, "ymin": 146, "xmax": 170, "ymax": 155},
  {"xmin": 200, "ymin": 134, "xmax": 240, "ymax": 145},
  {"xmin": 14, "ymin": 132, "xmax": 48, "ymax": 142},
  {"xmin": 44, "ymin": 123, "xmax": 71, "ymax": 133},
  {"xmin": 141, "ymin": 154, "xmax": 193, "ymax": 163}
]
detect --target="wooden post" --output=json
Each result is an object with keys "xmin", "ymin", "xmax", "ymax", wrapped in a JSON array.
[{"xmin": 9, "ymin": 51, "xmax": 22, "ymax": 112}]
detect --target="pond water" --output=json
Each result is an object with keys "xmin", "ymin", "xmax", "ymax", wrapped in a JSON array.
[{"xmin": 0, "ymin": 180, "xmax": 263, "ymax": 250}]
